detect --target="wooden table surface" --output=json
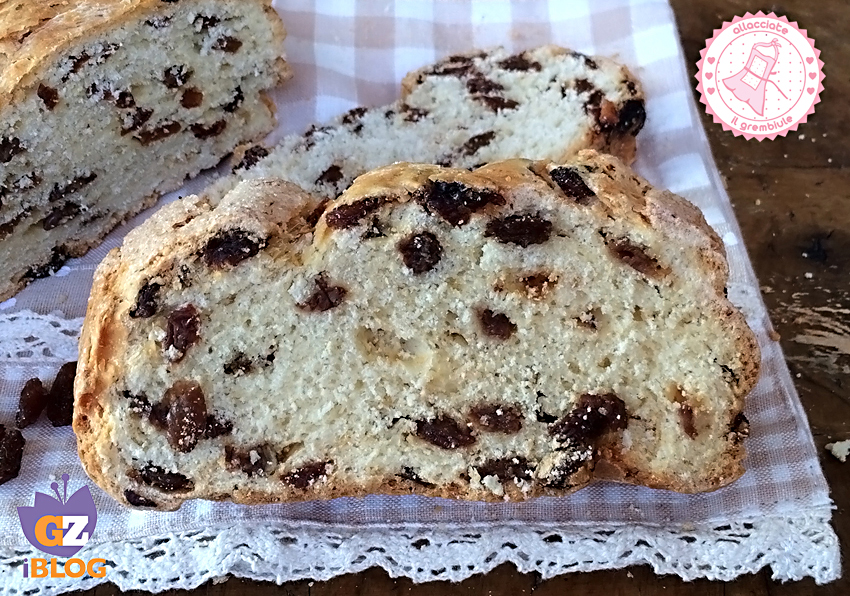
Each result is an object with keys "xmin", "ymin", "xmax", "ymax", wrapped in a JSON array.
[{"xmin": 78, "ymin": 0, "xmax": 849, "ymax": 594}]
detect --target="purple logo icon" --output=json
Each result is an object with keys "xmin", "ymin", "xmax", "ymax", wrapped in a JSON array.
[{"xmin": 17, "ymin": 474, "xmax": 97, "ymax": 558}]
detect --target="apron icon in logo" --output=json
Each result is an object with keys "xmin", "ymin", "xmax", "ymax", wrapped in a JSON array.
[{"xmin": 722, "ymin": 38, "xmax": 790, "ymax": 116}]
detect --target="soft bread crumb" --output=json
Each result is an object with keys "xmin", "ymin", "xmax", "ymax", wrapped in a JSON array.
[{"xmin": 826, "ymin": 440, "xmax": 850, "ymax": 463}]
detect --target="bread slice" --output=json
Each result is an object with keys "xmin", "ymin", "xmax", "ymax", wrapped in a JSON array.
[
  {"xmin": 0, "ymin": 0, "xmax": 290, "ymax": 300},
  {"xmin": 74, "ymin": 151, "xmax": 759, "ymax": 510},
  {"xmin": 204, "ymin": 45, "xmax": 646, "ymax": 206}
]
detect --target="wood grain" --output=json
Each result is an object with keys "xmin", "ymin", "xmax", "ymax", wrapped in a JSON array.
[{"xmin": 73, "ymin": 0, "xmax": 849, "ymax": 593}]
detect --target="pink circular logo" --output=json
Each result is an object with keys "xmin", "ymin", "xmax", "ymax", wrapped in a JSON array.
[{"xmin": 696, "ymin": 12, "xmax": 824, "ymax": 141}]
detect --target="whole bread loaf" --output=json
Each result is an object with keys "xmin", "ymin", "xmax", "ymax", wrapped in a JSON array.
[
  {"xmin": 205, "ymin": 45, "xmax": 646, "ymax": 205},
  {"xmin": 74, "ymin": 151, "xmax": 759, "ymax": 510},
  {"xmin": 0, "ymin": 0, "xmax": 290, "ymax": 300}
]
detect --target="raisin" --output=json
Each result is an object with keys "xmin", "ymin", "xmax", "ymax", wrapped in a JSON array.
[
  {"xmin": 204, "ymin": 414, "xmax": 233, "ymax": 439},
  {"xmin": 42, "ymin": 202, "xmax": 80, "ymax": 230},
  {"xmin": 467, "ymin": 75, "xmax": 503, "ymax": 95},
  {"xmin": 549, "ymin": 394, "xmax": 628, "ymax": 444},
  {"xmin": 550, "ymin": 167, "xmax": 596, "ymax": 204},
  {"xmin": 573, "ymin": 78, "xmax": 594, "ymax": 95},
  {"xmin": 282, "ymin": 461, "xmax": 331, "ymax": 489},
  {"xmin": 124, "ymin": 490, "xmax": 158, "ymax": 508},
  {"xmin": 202, "ymin": 229, "xmax": 266, "ymax": 268},
  {"xmin": 498, "ymin": 54, "xmax": 542, "ymax": 71},
  {"xmin": 616, "ymin": 99, "xmax": 647, "ymax": 135},
  {"xmin": 397, "ymin": 466, "xmax": 435, "ymax": 487},
  {"xmin": 37, "ymin": 84, "xmax": 59, "ymax": 110},
  {"xmin": 325, "ymin": 196, "xmax": 386, "ymax": 229},
  {"xmin": 46, "ymin": 362, "xmax": 76, "ymax": 427},
  {"xmin": 225, "ymin": 444, "xmax": 277, "ymax": 477},
  {"xmin": 223, "ymin": 353, "xmax": 253, "ymax": 375},
  {"xmin": 297, "ymin": 274, "xmax": 347, "ymax": 313},
  {"xmin": 478, "ymin": 96, "xmax": 519, "ymax": 112},
  {"xmin": 607, "ymin": 238, "xmax": 668, "ymax": 279},
  {"xmin": 478, "ymin": 309, "xmax": 517, "ymax": 340},
  {"xmin": 485, "ymin": 214, "xmax": 552, "ymax": 247},
  {"xmin": 223, "ymin": 86, "xmax": 244, "ymax": 112},
  {"xmin": 115, "ymin": 91, "xmax": 136, "ymax": 109},
  {"xmin": 401, "ymin": 104, "xmax": 429, "ymax": 122},
  {"xmin": 418, "ymin": 180, "xmax": 505, "ymax": 227},
  {"xmin": 342, "ymin": 107, "xmax": 368, "ymax": 125},
  {"xmin": 316, "ymin": 164, "xmax": 344, "ymax": 186},
  {"xmin": 48, "ymin": 173, "xmax": 97, "ymax": 202},
  {"xmin": 123, "ymin": 390, "xmax": 152, "ymax": 416},
  {"xmin": 478, "ymin": 456, "xmax": 532, "ymax": 482},
  {"xmin": 181, "ymin": 87, "xmax": 204, "ymax": 109},
  {"xmin": 164, "ymin": 304, "xmax": 201, "ymax": 362},
  {"xmin": 134, "ymin": 121, "xmax": 181, "ymax": 145},
  {"xmin": 0, "ymin": 425, "xmax": 25, "ymax": 485},
  {"xmin": 415, "ymin": 416, "xmax": 476, "ymax": 449},
  {"xmin": 16, "ymin": 378, "xmax": 49, "ymax": 429},
  {"xmin": 398, "ymin": 232, "xmax": 443, "ymax": 274},
  {"xmin": 23, "ymin": 248, "xmax": 68, "ymax": 280},
  {"xmin": 213, "ymin": 36, "xmax": 242, "ymax": 53},
  {"xmin": 190, "ymin": 119, "xmax": 226, "ymax": 139},
  {"xmin": 679, "ymin": 404, "xmax": 697, "ymax": 439},
  {"xmin": 163, "ymin": 65, "xmax": 192, "ymax": 88},
  {"xmin": 163, "ymin": 380, "xmax": 207, "ymax": 453},
  {"xmin": 232, "ymin": 145, "xmax": 268, "ymax": 172},
  {"xmin": 138, "ymin": 464, "xmax": 194, "ymax": 492},
  {"xmin": 469, "ymin": 404, "xmax": 523, "ymax": 434},
  {"xmin": 0, "ymin": 137, "xmax": 24, "ymax": 163},
  {"xmin": 129, "ymin": 281, "xmax": 162, "ymax": 318},
  {"xmin": 461, "ymin": 131, "xmax": 496, "ymax": 157}
]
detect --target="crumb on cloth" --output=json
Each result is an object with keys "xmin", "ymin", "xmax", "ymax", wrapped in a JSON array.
[{"xmin": 826, "ymin": 440, "xmax": 850, "ymax": 462}]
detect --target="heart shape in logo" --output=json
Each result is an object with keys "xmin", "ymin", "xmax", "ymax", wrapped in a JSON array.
[
  {"xmin": 809, "ymin": 72, "xmax": 816, "ymax": 79},
  {"xmin": 707, "ymin": 57, "xmax": 715, "ymax": 64},
  {"xmin": 806, "ymin": 57, "xmax": 814, "ymax": 64},
  {"xmin": 807, "ymin": 87, "xmax": 815, "ymax": 94},
  {"xmin": 707, "ymin": 87, "xmax": 715, "ymax": 95},
  {"xmin": 706, "ymin": 72, "xmax": 713, "ymax": 79}
]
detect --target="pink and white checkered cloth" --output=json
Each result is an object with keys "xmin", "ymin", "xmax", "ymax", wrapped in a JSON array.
[{"xmin": 0, "ymin": 1, "xmax": 839, "ymax": 593}]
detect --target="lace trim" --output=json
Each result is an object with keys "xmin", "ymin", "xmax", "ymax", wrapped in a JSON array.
[
  {"xmin": 0, "ymin": 511, "xmax": 839, "ymax": 593},
  {"xmin": 0, "ymin": 311, "xmax": 83, "ymax": 364}
]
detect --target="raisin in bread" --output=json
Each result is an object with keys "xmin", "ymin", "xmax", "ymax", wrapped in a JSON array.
[
  {"xmin": 204, "ymin": 45, "xmax": 646, "ymax": 207},
  {"xmin": 75, "ymin": 151, "xmax": 759, "ymax": 510},
  {"xmin": 0, "ymin": 0, "xmax": 290, "ymax": 300}
]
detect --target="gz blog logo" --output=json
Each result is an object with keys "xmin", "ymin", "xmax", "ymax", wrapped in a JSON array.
[{"xmin": 17, "ymin": 474, "xmax": 106, "ymax": 579}]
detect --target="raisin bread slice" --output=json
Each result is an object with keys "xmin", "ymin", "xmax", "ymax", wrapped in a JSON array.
[
  {"xmin": 74, "ymin": 151, "xmax": 759, "ymax": 510},
  {"xmin": 0, "ymin": 0, "xmax": 290, "ymax": 300},
  {"xmin": 204, "ymin": 45, "xmax": 646, "ymax": 206}
]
